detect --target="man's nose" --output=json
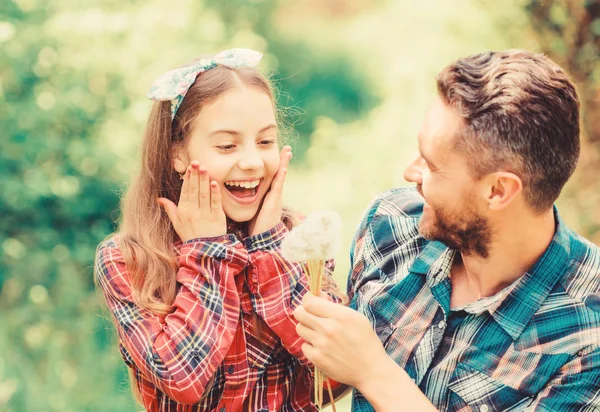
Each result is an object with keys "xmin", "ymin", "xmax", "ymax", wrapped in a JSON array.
[{"xmin": 403, "ymin": 152, "xmax": 423, "ymax": 184}]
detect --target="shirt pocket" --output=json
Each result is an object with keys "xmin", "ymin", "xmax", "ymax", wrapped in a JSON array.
[
  {"xmin": 448, "ymin": 363, "xmax": 533, "ymax": 411},
  {"xmin": 448, "ymin": 349, "xmax": 570, "ymax": 412}
]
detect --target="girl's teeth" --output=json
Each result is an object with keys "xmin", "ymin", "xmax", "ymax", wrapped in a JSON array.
[{"xmin": 225, "ymin": 180, "xmax": 259, "ymax": 188}]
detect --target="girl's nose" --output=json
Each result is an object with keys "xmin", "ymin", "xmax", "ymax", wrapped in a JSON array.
[{"xmin": 237, "ymin": 147, "xmax": 263, "ymax": 171}]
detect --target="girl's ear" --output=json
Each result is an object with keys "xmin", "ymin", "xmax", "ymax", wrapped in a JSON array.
[{"xmin": 172, "ymin": 144, "xmax": 187, "ymax": 174}]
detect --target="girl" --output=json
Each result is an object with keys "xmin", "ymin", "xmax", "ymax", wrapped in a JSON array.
[{"xmin": 94, "ymin": 48, "xmax": 343, "ymax": 411}]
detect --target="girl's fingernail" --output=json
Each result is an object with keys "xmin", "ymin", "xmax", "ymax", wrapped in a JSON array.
[
  {"xmin": 191, "ymin": 162, "xmax": 199, "ymax": 169},
  {"xmin": 199, "ymin": 167, "xmax": 207, "ymax": 174}
]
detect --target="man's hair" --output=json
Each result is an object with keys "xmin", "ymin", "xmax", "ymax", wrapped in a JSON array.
[{"xmin": 436, "ymin": 49, "xmax": 580, "ymax": 212}]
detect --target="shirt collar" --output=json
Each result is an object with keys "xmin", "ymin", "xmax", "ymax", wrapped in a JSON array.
[
  {"xmin": 409, "ymin": 240, "xmax": 454, "ymax": 315},
  {"xmin": 409, "ymin": 206, "xmax": 573, "ymax": 340},
  {"xmin": 489, "ymin": 207, "xmax": 572, "ymax": 340}
]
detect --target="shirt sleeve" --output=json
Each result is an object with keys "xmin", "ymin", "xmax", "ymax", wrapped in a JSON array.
[
  {"xmin": 244, "ymin": 222, "xmax": 342, "ymax": 364},
  {"xmin": 347, "ymin": 194, "xmax": 383, "ymax": 305},
  {"xmin": 94, "ymin": 235, "xmax": 248, "ymax": 405},
  {"xmin": 347, "ymin": 188, "xmax": 423, "ymax": 306},
  {"xmin": 525, "ymin": 346, "xmax": 600, "ymax": 411}
]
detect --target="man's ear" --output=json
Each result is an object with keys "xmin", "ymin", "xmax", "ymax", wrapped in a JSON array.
[
  {"xmin": 172, "ymin": 144, "xmax": 188, "ymax": 174},
  {"xmin": 482, "ymin": 172, "xmax": 523, "ymax": 210}
]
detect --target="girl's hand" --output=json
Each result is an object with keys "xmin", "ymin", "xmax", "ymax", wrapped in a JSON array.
[
  {"xmin": 249, "ymin": 146, "xmax": 292, "ymax": 236},
  {"xmin": 158, "ymin": 161, "xmax": 227, "ymax": 242}
]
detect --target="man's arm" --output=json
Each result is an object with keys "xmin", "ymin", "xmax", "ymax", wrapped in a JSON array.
[
  {"xmin": 524, "ymin": 345, "xmax": 600, "ymax": 411},
  {"xmin": 293, "ymin": 293, "xmax": 437, "ymax": 411}
]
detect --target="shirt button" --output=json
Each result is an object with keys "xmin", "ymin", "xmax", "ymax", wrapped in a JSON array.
[
  {"xmin": 438, "ymin": 320, "xmax": 446, "ymax": 329},
  {"xmin": 191, "ymin": 349, "xmax": 201, "ymax": 358},
  {"xmin": 220, "ymin": 408, "xmax": 226, "ymax": 412},
  {"xmin": 227, "ymin": 365, "xmax": 234, "ymax": 374},
  {"xmin": 479, "ymin": 405, "xmax": 489, "ymax": 412}
]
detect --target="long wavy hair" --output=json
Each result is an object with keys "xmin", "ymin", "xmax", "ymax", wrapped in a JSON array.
[{"xmin": 112, "ymin": 63, "xmax": 344, "ymax": 403}]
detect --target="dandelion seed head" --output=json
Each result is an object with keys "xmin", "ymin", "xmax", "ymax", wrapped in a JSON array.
[{"xmin": 281, "ymin": 210, "xmax": 342, "ymax": 261}]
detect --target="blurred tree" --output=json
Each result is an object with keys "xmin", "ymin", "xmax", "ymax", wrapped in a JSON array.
[{"xmin": 1, "ymin": 0, "xmax": 134, "ymax": 410}]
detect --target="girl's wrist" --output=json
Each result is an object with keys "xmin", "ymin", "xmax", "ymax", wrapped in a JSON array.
[
  {"xmin": 244, "ymin": 221, "xmax": 287, "ymax": 253},
  {"xmin": 182, "ymin": 233, "xmax": 236, "ymax": 245}
]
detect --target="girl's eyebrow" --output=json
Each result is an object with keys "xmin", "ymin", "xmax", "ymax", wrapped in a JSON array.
[
  {"xmin": 258, "ymin": 124, "xmax": 278, "ymax": 133},
  {"xmin": 208, "ymin": 124, "xmax": 278, "ymax": 138}
]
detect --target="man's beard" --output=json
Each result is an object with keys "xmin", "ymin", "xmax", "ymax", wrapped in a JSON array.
[{"xmin": 419, "ymin": 202, "xmax": 492, "ymax": 258}]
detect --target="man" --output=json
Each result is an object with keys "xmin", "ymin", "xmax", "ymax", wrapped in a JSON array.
[{"xmin": 293, "ymin": 50, "xmax": 600, "ymax": 411}]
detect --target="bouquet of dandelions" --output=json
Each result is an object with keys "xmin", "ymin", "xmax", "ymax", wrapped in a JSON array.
[{"xmin": 281, "ymin": 210, "xmax": 342, "ymax": 411}]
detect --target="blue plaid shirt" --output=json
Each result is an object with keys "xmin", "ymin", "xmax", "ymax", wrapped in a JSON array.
[{"xmin": 348, "ymin": 188, "xmax": 600, "ymax": 411}]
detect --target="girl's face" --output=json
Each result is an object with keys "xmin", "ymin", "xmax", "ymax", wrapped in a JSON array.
[{"xmin": 174, "ymin": 86, "xmax": 281, "ymax": 223}]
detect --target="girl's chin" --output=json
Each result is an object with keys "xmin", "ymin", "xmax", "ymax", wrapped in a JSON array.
[{"xmin": 223, "ymin": 206, "xmax": 260, "ymax": 224}]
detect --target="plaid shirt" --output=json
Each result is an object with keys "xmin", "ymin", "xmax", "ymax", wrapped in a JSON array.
[
  {"xmin": 348, "ymin": 188, "xmax": 600, "ymax": 412},
  {"xmin": 96, "ymin": 222, "xmax": 330, "ymax": 412}
]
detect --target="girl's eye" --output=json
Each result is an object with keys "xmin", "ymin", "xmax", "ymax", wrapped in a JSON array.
[
  {"xmin": 259, "ymin": 139, "xmax": 276, "ymax": 146},
  {"xmin": 217, "ymin": 144, "xmax": 235, "ymax": 151}
]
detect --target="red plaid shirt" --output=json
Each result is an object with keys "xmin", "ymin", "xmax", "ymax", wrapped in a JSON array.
[{"xmin": 95, "ymin": 222, "xmax": 337, "ymax": 411}]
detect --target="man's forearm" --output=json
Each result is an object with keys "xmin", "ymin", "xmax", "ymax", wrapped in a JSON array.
[{"xmin": 356, "ymin": 355, "xmax": 438, "ymax": 412}]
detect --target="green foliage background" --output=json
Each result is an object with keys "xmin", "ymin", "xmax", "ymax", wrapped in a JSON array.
[{"xmin": 1, "ymin": 0, "xmax": 598, "ymax": 411}]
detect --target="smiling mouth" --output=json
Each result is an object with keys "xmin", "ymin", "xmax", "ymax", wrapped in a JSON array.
[{"xmin": 223, "ymin": 179, "xmax": 262, "ymax": 202}]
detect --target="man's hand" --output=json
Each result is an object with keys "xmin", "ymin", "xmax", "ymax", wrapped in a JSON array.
[{"xmin": 292, "ymin": 293, "xmax": 390, "ymax": 389}]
